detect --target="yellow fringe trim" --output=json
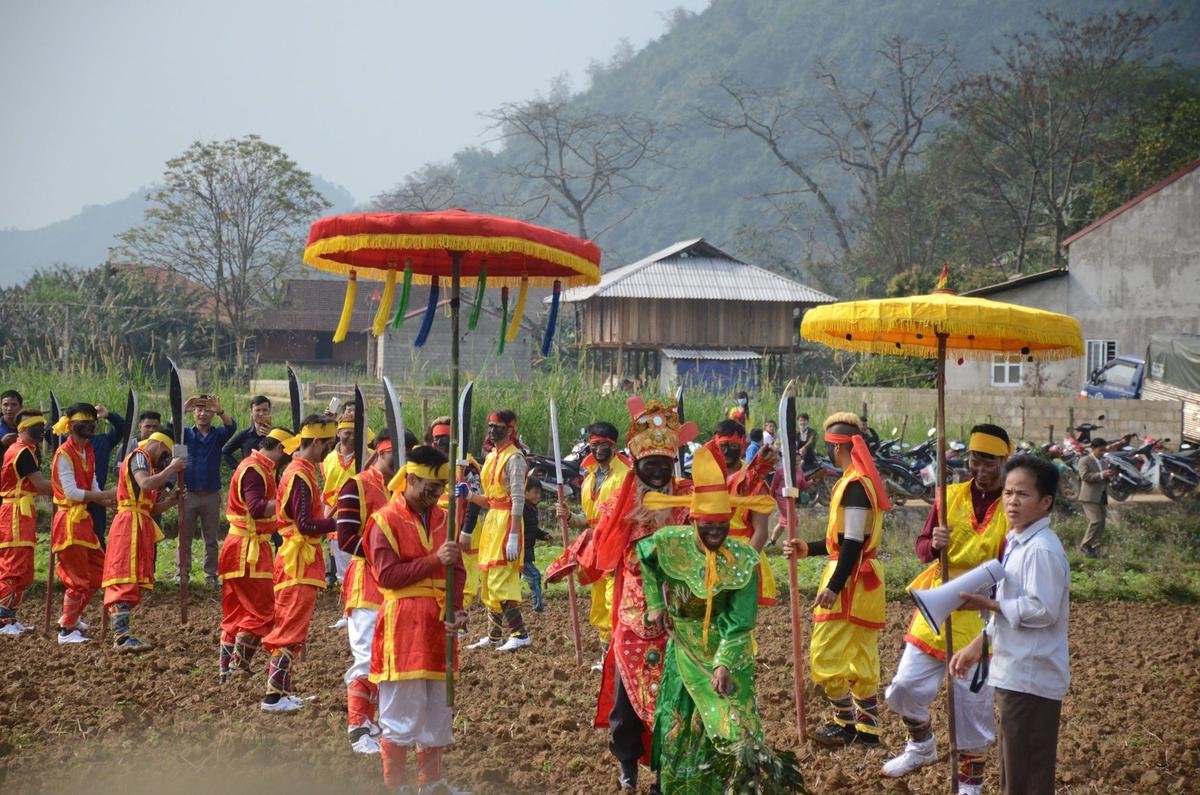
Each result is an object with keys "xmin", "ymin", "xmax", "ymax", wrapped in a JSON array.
[
  {"xmin": 800, "ymin": 298, "xmax": 1084, "ymax": 361},
  {"xmin": 303, "ymin": 233, "xmax": 600, "ymax": 288},
  {"xmin": 371, "ymin": 268, "xmax": 397, "ymax": 337},
  {"xmin": 333, "ymin": 271, "xmax": 358, "ymax": 343},
  {"xmin": 506, "ymin": 278, "xmax": 528, "ymax": 343}
]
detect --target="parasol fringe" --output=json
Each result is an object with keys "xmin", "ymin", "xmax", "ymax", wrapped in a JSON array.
[
  {"xmin": 801, "ymin": 320, "xmax": 1084, "ymax": 361},
  {"xmin": 541, "ymin": 280, "xmax": 561, "ymax": 357},
  {"xmin": 303, "ymin": 233, "xmax": 599, "ymax": 287},
  {"xmin": 506, "ymin": 278, "xmax": 528, "ymax": 343},
  {"xmin": 413, "ymin": 276, "xmax": 439, "ymax": 348},
  {"xmin": 468, "ymin": 266, "xmax": 487, "ymax": 331},
  {"xmin": 371, "ymin": 268, "xmax": 397, "ymax": 337},
  {"xmin": 332, "ymin": 271, "xmax": 358, "ymax": 344},
  {"xmin": 390, "ymin": 264, "xmax": 414, "ymax": 328},
  {"xmin": 497, "ymin": 286, "xmax": 509, "ymax": 355}
]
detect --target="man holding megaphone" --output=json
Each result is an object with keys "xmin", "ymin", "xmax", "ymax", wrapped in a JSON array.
[
  {"xmin": 950, "ymin": 455, "xmax": 1071, "ymax": 795},
  {"xmin": 882, "ymin": 424, "xmax": 1012, "ymax": 794}
]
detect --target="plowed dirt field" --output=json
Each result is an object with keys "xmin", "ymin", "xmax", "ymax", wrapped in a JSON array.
[{"xmin": 1, "ymin": 588, "xmax": 1196, "ymax": 794}]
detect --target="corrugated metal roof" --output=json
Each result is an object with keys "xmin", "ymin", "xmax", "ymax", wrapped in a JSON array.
[
  {"xmin": 559, "ymin": 238, "xmax": 835, "ymax": 304},
  {"xmin": 660, "ymin": 348, "xmax": 762, "ymax": 360}
]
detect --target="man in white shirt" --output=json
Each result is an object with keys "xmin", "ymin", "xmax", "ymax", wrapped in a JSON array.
[{"xmin": 950, "ymin": 454, "xmax": 1070, "ymax": 795}]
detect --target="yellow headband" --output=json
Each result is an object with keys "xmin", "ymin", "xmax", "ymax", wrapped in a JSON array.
[
  {"xmin": 145, "ymin": 432, "xmax": 175, "ymax": 453},
  {"xmin": 337, "ymin": 420, "xmax": 355, "ymax": 431},
  {"xmin": 267, "ymin": 428, "xmax": 294, "ymax": 444},
  {"xmin": 405, "ymin": 461, "xmax": 450, "ymax": 482},
  {"xmin": 299, "ymin": 421, "xmax": 336, "ymax": 440},
  {"xmin": 17, "ymin": 416, "xmax": 45, "ymax": 432},
  {"xmin": 968, "ymin": 432, "xmax": 1012, "ymax": 458},
  {"xmin": 51, "ymin": 411, "xmax": 96, "ymax": 435}
]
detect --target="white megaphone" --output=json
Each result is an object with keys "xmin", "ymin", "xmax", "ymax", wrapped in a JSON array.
[{"xmin": 910, "ymin": 559, "xmax": 1006, "ymax": 635}]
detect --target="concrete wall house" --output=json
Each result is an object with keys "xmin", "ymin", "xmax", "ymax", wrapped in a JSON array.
[{"xmin": 946, "ymin": 158, "xmax": 1200, "ymax": 395}]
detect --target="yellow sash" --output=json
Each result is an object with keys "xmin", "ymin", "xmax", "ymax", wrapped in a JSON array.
[
  {"xmin": 380, "ymin": 577, "xmax": 446, "ymax": 611},
  {"xmin": 278, "ymin": 532, "xmax": 320, "ymax": 579}
]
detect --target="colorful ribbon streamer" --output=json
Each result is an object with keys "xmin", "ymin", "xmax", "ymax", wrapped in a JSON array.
[
  {"xmin": 413, "ymin": 275, "xmax": 439, "ymax": 348},
  {"xmin": 332, "ymin": 270, "xmax": 358, "ymax": 343},
  {"xmin": 541, "ymin": 279, "xmax": 561, "ymax": 356}
]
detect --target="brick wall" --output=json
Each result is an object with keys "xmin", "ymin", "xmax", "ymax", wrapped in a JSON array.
[{"xmin": 827, "ymin": 386, "xmax": 1184, "ymax": 444}]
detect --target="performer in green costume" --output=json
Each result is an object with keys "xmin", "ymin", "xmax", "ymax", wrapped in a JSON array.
[{"xmin": 639, "ymin": 445, "xmax": 776, "ymax": 793}]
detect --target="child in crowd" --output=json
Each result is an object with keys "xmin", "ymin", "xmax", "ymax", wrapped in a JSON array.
[{"xmin": 520, "ymin": 478, "xmax": 551, "ymax": 612}]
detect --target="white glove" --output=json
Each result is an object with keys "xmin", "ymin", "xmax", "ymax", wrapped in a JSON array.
[{"xmin": 505, "ymin": 533, "xmax": 520, "ymax": 561}]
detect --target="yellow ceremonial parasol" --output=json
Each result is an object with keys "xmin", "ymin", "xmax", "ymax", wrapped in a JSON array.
[{"xmin": 800, "ymin": 265, "xmax": 1082, "ymax": 792}]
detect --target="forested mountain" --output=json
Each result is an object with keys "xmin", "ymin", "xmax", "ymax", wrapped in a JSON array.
[{"xmin": 378, "ymin": 0, "xmax": 1200, "ymax": 294}]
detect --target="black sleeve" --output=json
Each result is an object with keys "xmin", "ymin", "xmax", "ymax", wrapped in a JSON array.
[
  {"xmin": 806, "ymin": 538, "xmax": 828, "ymax": 557},
  {"xmin": 842, "ymin": 480, "xmax": 871, "ymax": 509},
  {"xmin": 222, "ymin": 428, "xmax": 248, "ymax": 469},
  {"xmin": 14, "ymin": 448, "xmax": 39, "ymax": 478},
  {"xmin": 826, "ymin": 537, "xmax": 864, "ymax": 594},
  {"xmin": 463, "ymin": 501, "xmax": 481, "ymax": 535}
]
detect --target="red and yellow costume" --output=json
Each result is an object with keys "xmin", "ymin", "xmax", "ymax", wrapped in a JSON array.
[
  {"xmin": 366, "ymin": 462, "xmax": 466, "ymax": 790},
  {"xmin": 807, "ymin": 414, "xmax": 890, "ymax": 741},
  {"xmin": 476, "ymin": 438, "xmax": 524, "ymax": 607},
  {"xmin": 51, "ymin": 435, "xmax": 104, "ymax": 631},
  {"xmin": 261, "ymin": 429, "xmax": 336, "ymax": 704},
  {"xmin": 0, "ymin": 438, "xmax": 41, "ymax": 622},
  {"xmin": 338, "ymin": 463, "xmax": 389, "ymax": 735},
  {"xmin": 904, "ymin": 481, "xmax": 1007, "ymax": 658},
  {"xmin": 580, "ymin": 450, "xmax": 630, "ymax": 643},
  {"xmin": 726, "ymin": 450, "xmax": 778, "ymax": 606},
  {"xmin": 218, "ymin": 448, "xmax": 279, "ymax": 677},
  {"xmin": 552, "ymin": 398, "xmax": 697, "ymax": 778},
  {"xmin": 101, "ymin": 444, "xmax": 164, "ymax": 608}
]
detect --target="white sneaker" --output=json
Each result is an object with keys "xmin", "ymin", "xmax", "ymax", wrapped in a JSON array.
[
  {"xmin": 591, "ymin": 659, "xmax": 604, "ymax": 672},
  {"xmin": 958, "ymin": 784, "xmax": 982, "ymax": 795},
  {"xmin": 57, "ymin": 629, "xmax": 90, "ymax": 645},
  {"xmin": 76, "ymin": 619, "xmax": 90, "ymax": 631},
  {"xmin": 466, "ymin": 636, "xmax": 496, "ymax": 650},
  {"xmin": 260, "ymin": 695, "xmax": 304, "ymax": 713},
  {"xmin": 0, "ymin": 622, "xmax": 25, "ymax": 636},
  {"xmin": 350, "ymin": 732, "xmax": 381, "ymax": 755},
  {"xmin": 417, "ymin": 779, "xmax": 471, "ymax": 795},
  {"xmin": 882, "ymin": 737, "xmax": 938, "ymax": 777},
  {"xmin": 329, "ymin": 616, "xmax": 348, "ymax": 630},
  {"xmin": 496, "ymin": 635, "xmax": 532, "ymax": 652}
]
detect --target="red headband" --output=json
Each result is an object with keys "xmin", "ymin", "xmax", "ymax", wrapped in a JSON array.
[
  {"xmin": 824, "ymin": 432, "xmax": 892, "ymax": 511},
  {"xmin": 487, "ymin": 412, "xmax": 515, "ymax": 429},
  {"xmin": 713, "ymin": 433, "xmax": 746, "ymax": 449},
  {"xmin": 431, "ymin": 424, "xmax": 451, "ymax": 437},
  {"xmin": 588, "ymin": 435, "xmax": 616, "ymax": 445},
  {"xmin": 375, "ymin": 439, "xmax": 394, "ymax": 456}
]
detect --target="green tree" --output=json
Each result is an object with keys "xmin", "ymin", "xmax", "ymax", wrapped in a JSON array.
[
  {"xmin": 115, "ymin": 135, "xmax": 329, "ymax": 369},
  {"xmin": 1090, "ymin": 88, "xmax": 1200, "ymax": 215}
]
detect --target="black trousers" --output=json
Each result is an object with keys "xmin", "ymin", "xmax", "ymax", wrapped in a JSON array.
[
  {"xmin": 609, "ymin": 667, "xmax": 646, "ymax": 764},
  {"xmin": 997, "ymin": 687, "xmax": 1062, "ymax": 795}
]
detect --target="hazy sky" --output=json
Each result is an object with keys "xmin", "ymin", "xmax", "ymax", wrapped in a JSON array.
[{"xmin": 0, "ymin": 0, "xmax": 709, "ymax": 230}]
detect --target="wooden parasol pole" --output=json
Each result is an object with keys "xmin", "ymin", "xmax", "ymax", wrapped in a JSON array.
[{"xmin": 937, "ymin": 333, "xmax": 959, "ymax": 793}]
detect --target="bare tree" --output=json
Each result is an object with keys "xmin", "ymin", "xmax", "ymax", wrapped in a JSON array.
[
  {"xmin": 704, "ymin": 37, "xmax": 957, "ymax": 264},
  {"xmin": 373, "ymin": 162, "xmax": 466, "ymax": 212},
  {"xmin": 953, "ymin": 12, "xmax": 1159, "ymax": 269},
  {"xmin": 115, "ymin": 135, "xmax": 329, "ymax": 368},
  {"xmin": 483, "ymin": 80, "xmax": 668, "ymax": 240}
]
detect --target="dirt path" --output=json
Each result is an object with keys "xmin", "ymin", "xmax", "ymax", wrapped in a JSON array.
[{"xmin": 1, "ymin": 589, "xmax": 1196, "ymax": 794}]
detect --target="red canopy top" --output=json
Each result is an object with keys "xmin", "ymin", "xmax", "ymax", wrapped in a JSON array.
[{"xmin": 303, "ymin": 210, "xmax": 601, "ymax": 288}]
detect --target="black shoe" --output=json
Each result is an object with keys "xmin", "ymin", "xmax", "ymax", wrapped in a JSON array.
[
  {"xmin": 811, "ymin": 722, "xmax": 857, "ymax": 747},
  {"xmin": 1080, "ymin": 546, "xmax": 1099, "ymax": 559},
  {"xmin": 851, "ymin": 729, "xmax": 880, "ymax": 745}
]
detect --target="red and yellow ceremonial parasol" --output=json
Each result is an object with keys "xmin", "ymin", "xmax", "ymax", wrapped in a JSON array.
[
  {"xmin": 302, "ymin": 210, "xmax": 602, "ymax": 701},
  {"xmin": 800, "ymin": 265, "xmax": 1082, "ymax": 792}
]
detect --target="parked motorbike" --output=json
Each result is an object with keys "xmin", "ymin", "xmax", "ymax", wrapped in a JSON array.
[
  {"xmin": 1102, "ymin": 447, "xmax": 1156, "ymax": 502},
  {"xmin": 1126, "ymin": 437, "xmax": 1200, "ymax": 501}
]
